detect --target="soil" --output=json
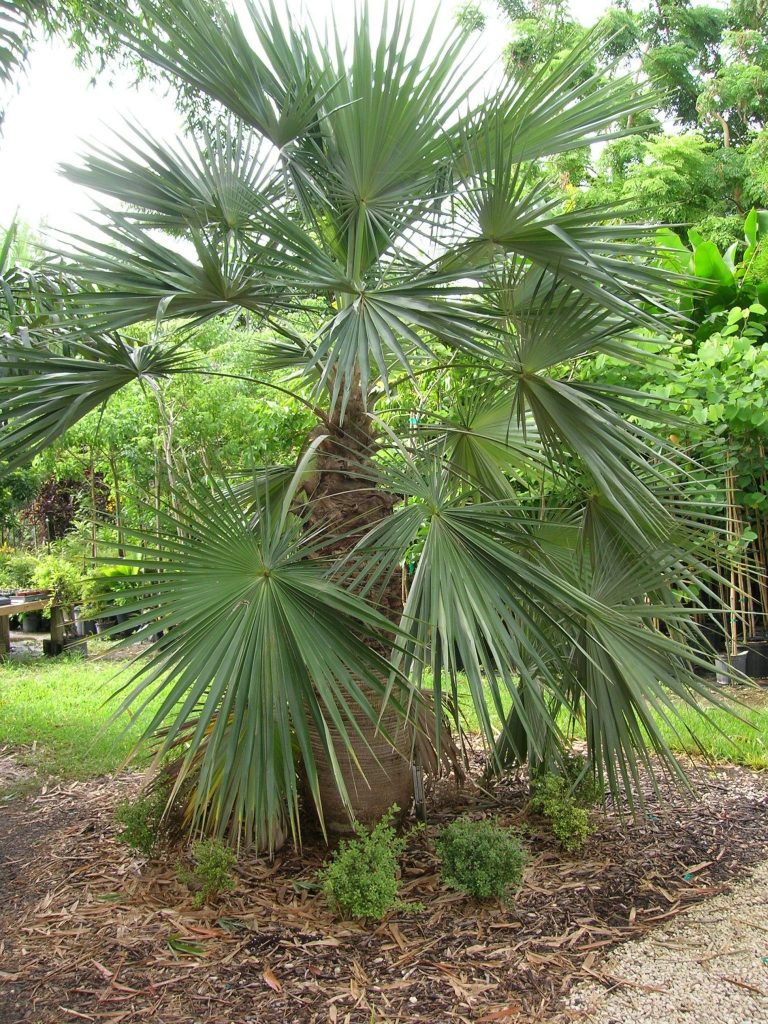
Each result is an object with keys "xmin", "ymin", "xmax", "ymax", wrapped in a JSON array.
[
  {"xmin": 1, "ymin": 759, "xmax": 767, "ymax": 1024},
  {"xmin": 0, "ymin": 782, "xmax": 76, "ymax": 913},
  {"xmin": 2, "ymin": 629, "xmax": 152, "ymax": 661},
  {"xmin": 0, "ymin": 748, "xmax": 34, "ymax": 790}
]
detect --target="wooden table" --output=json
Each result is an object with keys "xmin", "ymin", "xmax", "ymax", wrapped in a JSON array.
[{"xmin": 0, "ymin": 598, "xmax": 66, "ymax": 658}]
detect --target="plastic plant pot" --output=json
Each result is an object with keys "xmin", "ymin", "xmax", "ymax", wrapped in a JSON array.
[
  {"xmin": 746, "ymin": 638, "xmax": 768, "ymax": 679},
  {"xmin": 73, "ymin": 608, "xmax": 97, "ymax": 637},
  {"xmin": 21, "ymin": 612, "xmax": 44, "ymax": 633},
  {"xmin": 715, "ymin": 650, "xmax": 749, "ymax": 685}
]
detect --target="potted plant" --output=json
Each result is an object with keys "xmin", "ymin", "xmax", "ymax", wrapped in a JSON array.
[
  {"xmin": 72, "ymin": 606, "xmax": 97, "ymax": 637},
  {"xmin": 82, "ymin": 563, "xmax": 140, "ymax": 635},
  {"xmin": 20, "ymin": 610, "xmax": 44, "ymax": 633},
  {"xmin": 32, "ymin": 555, "xmax": 83, "ymax": 611},
  {"xmin": 745, "ymin": 625, "xmax": 768, "ymax": 680},
  {"xmin": 0, "ymin": 551, "xmax": 40, "ymax": 597}
]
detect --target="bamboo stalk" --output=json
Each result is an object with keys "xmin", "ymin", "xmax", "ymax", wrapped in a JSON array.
[
  {"xmin": 756, "ymin": 508, "xmax": 768, "ymax": 626},
  {"xmin": 758, "ymin": 441, "xmax": 768, "ymax": 628},
  {"xmin": 725, "ymin": 463, "xmax": 739, "ymax": 656},
  {"xmin": 109, "ymin": 454, "xmax": 125, "ymax": 559},
  {"xmin": 89, "ymin": 449, "xmax": 98, "ymax": 561}
]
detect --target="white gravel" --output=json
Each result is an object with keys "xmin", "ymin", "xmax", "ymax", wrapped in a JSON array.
[{"xmin": 565, "ymin": 858, "xmax": 768, "ymax": 1024}]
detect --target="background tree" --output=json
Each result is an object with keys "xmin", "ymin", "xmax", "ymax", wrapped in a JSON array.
[
  {"xmin": 461, "ymin": 0, "xmax": 768, "ymax": 241},
  {"xmin": 0, "ymin": 1, "xmax": 213, "ymax": 132}
]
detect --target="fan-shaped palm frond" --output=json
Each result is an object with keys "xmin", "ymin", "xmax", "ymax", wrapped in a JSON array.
[
  {"xmin": 445, "ymin": 162, "xmax": 684, "ymax": 327},
  {"xmin": 420, "ymin": 382, "xmax": 544, "ymax": 499},
  {"xmin": 344, "ymin": 452, "xmax": 593, "ymax": 753},
  {"xmin": 64, "ymin": 122, "xmax": 281, "ymax": 235},
  {"xmin": 488, "ymin": 270, "xmax": 659, "ymax": 371},
  {"xmin": 527, "ymin": 505, "xmax": 739, "ymax": 800},
  {"xmin": 451, "ymin": 27, "xmax": 657, "ymax": 168},
  {"xmin": 59, "ymin": 207, "xmax": 349, "ymax": 333},
  {"xmin": 96, "ymin": 0, "xmax": 334, "ymax": 148},
  {"xmin": 102, "ymin": 465, "xmax": 413, "ymax": 849},
  {"xmin": 0, "ymin": 333, "xmax": 195, "ymax": 470},
  {"xmin": 349, "ymin": 459, "xmax": 735, "ymax": 799}
]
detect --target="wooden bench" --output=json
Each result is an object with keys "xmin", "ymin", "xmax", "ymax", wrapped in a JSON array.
[{"xmin": 0, "ymin": 599, "xmax": 67, "ymax": 659}]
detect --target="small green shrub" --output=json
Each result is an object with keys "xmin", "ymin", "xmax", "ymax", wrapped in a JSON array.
[
  {"xmin": 530, "ymin": 771, "xmax": 596, "ymax": 853},
  {"xmin": 0, "ymin": 551, "xmax": 39, "ymax": 589},
  {"xmin": 178, "ymin": 838, "xmax": 237, "ymax": 908},
  {"xmin": 550, "ymin": 798, "xmax": 591, "ymax": 852},
  {"xmin": 115, "ymin": 789, "xmax": 168, "ymax": 856},
  {"xmin": 33, "ymin": 555, "xmax": 83, "ymax": 605},
  {"xmin": 320, "ymin": 806, "xmax": 409, "ymax": 920},
  {"xmin": 436, "ymin": 817, "xmax": 527, "ymax": 902},
  {"xmin": 558, "ymin": 754, "xmax": 602, "ymax": 807}
]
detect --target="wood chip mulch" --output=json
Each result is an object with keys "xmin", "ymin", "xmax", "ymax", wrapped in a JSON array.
[{"xmin": 1, "ymin": 760, "xmax": 767, "ymax": 1024}]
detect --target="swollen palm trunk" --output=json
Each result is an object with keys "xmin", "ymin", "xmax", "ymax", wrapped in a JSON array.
[
  {"xmin": 310, "ymin": 690, "xmax": 413, "ymax": 833},
  {"xmin": 304, "ymin": 394, "xmax": 413, "ymax": 832}
]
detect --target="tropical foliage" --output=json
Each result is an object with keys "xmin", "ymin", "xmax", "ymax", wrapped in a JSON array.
[
  {"xmin": 580, "ymin": 213, "xmax": 768, "ymax": 649},
  {"xmin": 0, "ymin": 0, "xmax": 743, "ymax": 850},
  {"xmin": 460, "ymin": 0, "xmax": 768, "ymax": 243}
]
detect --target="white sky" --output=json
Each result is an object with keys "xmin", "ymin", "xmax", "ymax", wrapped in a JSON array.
[{"xmin": 0, "ymin": 0, "xmax": 612, "ymax": 236}]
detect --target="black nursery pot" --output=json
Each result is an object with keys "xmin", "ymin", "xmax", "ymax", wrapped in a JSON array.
[
  {"xmin": 746, "ymin": 638, "xmax": 768, "ymax": 680},
  {"xmin": 112, "ymin": 612, "xmax": 135, "ymax": 640}
]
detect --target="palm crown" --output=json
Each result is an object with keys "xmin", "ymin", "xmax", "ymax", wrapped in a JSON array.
[{"xmin": 0, "ymin": 0, "xmax": 731, "ymax": 849}]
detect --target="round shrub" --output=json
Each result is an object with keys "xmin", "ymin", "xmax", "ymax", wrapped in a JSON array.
[
  {"xmin": 320, "ymin": 807, "xmax": 408, "ymax": 921},
  {"xmin": 436, "ymin": 817, "xmax": 527, "ymax": 902},
  {"xmin": 550, "ymin": 801, "xmax": 591, "ymax": 852}
]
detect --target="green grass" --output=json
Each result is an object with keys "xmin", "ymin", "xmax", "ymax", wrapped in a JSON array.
[
  {"xmin": 1, "ymin": 654, "xmax": 767, "ymax": 795},
  {"xmin": 0, "ymin": 652, "xmax": 160, "ymax": 784},
  {"xmin": 554, "ymin": 688, "xmax": 768, "ymax": 770},
  {"xmin": 648, "ymin": 691, "xmax": 768, "ymax": 769},
  {"xmin": 433, "ymin": 676, "xmax": 768, "ymax": 770}
]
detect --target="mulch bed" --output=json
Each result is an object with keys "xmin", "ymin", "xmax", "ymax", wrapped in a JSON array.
[{"xmin": 1, "ymin": 759, "xmax": 768, "ymax": 1024}]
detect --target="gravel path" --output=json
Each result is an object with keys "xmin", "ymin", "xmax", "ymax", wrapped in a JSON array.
[{"xmin": 566, "ymin": 858, "xmax": 768, "ymax": 1024}]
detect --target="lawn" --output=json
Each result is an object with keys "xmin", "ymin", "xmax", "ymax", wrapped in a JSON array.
[
  {"xmin": 0, "ymin": 648, "xmax": 161, "ymax": 784},
  {"xmin": 448, "ymin": 679, "xmax": 768, "ymax": 769},
  {"xmin": 1, "ymin": 654, "xmax": 767, "ymax": 791},
  {"xmin": 650, "ymin": 693, "xmax": 768, "ymax": 769}
]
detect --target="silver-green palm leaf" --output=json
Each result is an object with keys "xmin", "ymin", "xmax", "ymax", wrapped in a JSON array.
[{"xmin": 106, "ymin": 467, "xmax": 411, "ymax": 849}]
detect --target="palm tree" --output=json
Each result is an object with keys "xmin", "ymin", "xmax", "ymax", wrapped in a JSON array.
[{"xmin": 0, "ymin": 0, "xmax": 734, "ymax": 850}]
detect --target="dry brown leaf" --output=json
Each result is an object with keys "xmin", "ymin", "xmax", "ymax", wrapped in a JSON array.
[
  {"xmin": 262, "ymin": 966, "xmax": 282, "ymax": 992},
  {"xmin": 476, "ymin": 1007, "xmax": 523, "ymax": 1022}
]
